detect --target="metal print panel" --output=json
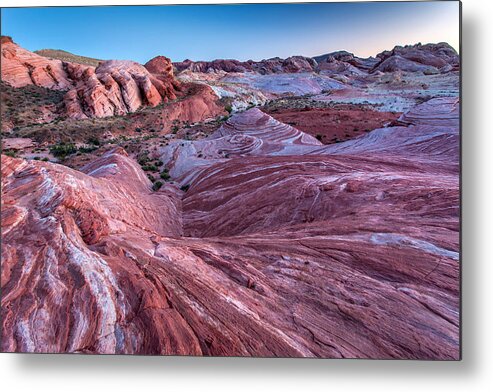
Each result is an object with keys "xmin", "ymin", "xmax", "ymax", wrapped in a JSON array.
[{"xmin": 0, "ymin": 1, "xmax": 461, "ymax": 359}]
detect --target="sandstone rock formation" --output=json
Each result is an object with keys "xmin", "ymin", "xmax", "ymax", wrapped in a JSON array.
[
  {"xmin": 372, "ymin": 43, "xmax": 459, "ymax": 74},
  {"xmin": 63, "ymin": 59, "xmax": 180, "ymax": 119},
  {"xmin": 174, "ymin": 55, "xmax": 318, "ymax": 75},
  {"xmin": 1, "ymin": 38, "xmax": 222, "ymax": 122},
  {"xmin": 0, "ymin": 38, "xmax": 460, "ymax": 359},
  {"xmin": 175, "ymin": 43, "xmax": 458, "ymax": 78},
  {"xmin": 1, "ymin": 129, "xmax": 460, "ymax": 358},
  {"xmin": 1, "ymin": 36, "xmax": 76, "ymax": 90},
  {"xmin": 314, "ymin": 50, "xmax": 379, "ymax": 73}
]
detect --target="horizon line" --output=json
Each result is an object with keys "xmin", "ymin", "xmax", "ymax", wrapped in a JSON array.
[{"xmin": 6, "ymin": 36, "xmax": 458, "ymax": 65}]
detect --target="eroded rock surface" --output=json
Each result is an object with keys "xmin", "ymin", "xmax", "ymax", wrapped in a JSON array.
[
  {"xmin": 1, "ymin": 96, "xmax": 459, "ymax": 358},
  {"xmin": 373, "ymin": 43, "xmax": 459, "ymax": 74},
  {"xmin": 1, "ymin": 36, "xmax": 76, "ymax": 90},
  {"xmin": 1, "ymin": 36, "xmax": 460, "ymax": 359}
]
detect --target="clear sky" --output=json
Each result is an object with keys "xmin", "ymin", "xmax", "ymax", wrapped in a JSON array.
[{"xmin": 1, "ymin": 2, "xmax": 460, "ymax": 63}]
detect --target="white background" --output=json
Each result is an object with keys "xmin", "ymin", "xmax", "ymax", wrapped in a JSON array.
[{"xmin": 0, "ymin": 0, "xmax": 491, "ymax": 390}]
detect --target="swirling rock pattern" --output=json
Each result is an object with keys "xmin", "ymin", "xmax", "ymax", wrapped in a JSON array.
[
  {"xmin": 1, "ymin": 39, "xmax": 460, "ymax": 359},
  {"xmin": 1, "ymin": 142, "xmax": 459, "ymax": 358},
  {"xmin": 398, "ymin": 96, "xmax": 460, "ymax": 127}
]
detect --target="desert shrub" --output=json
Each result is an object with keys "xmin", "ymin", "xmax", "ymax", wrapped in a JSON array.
[
  {"xmin": 50, "ymin": 143, "xmax": 77, "ymax": 158},
  {"xmin": 79, "ymin": 145, "xmax": 98, "ymax": 153},
  {"xmin": 138, "ymin": 154, "xmax": 150, "ymax": 165},
  {"xmin": 87, "ymin": 136, "xmax": 101, "ymax": 145},
  {"xmin": 142, "ymin": 164, "xmax": 158, "ymax": 172},
  {"xmin": 316, "ymin": 134, "xmax": 323, "ymax": 141},
  {"xmin": 152, "ymin": 181, "xmax": 163, "ymax": 191},
  {"xmin": 225, "ymin": 105, "xmax": 233, "ymax": 114},
  {"xmin": 180, "ymin": 184, "xmax": 190, "ymax": 192},
  {"xmin": 160, "ymin": 170, "xmax": 170, "ymax": 181},
  {"xmin": 3, "ymin": 150, "xmax": 17, "ymax": 157}
]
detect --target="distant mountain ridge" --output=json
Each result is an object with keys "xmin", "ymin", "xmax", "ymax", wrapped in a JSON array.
[{"xmin": 174, "ymin": 42, "xmax": 459, "ymax": 75}]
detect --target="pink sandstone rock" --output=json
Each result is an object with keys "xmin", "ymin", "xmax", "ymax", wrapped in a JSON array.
[
  {"xmin": 373, "ymin": 43, "xmax": 459, "ymax": 74},
  {"xmin": 1, "ymin": 36, "xmax": 77, "ymax": 90},
  {"xmin": 1, "ymin": 143, "xmax": 459, "ymax": 358},
  {"xmin": 1, "ymin": 138, "xmax": 34, "ymax": 150},
  {"xmin": 0, "ymin": 40, "xmax": 460, "ymax": 359}
]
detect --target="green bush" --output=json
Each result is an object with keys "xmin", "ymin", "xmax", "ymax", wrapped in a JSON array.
[
  {"xmin": 180, "ymin": 184, "xmax": 190, "ymax": 192},
  {"xmin": 50, "ymin": 143, "xmax": 77, "ymax": 158},
  {"xmin": 142, "ymin": 164, "xmax": 158, "ymax": 172},
  {"xmin": 79, "ymin": 146, "xmax": 98, "ymax": 154},
  {"xmin": 87, "ymin": 136, "xmax": 101, "ymax": 146},
  {"xmin": 152, "ymin": 181, "xmax": 163, "ymax": 191},
  {"xmin": 160, "ymin": 171, "xmax": 171, "ymax": 181},
  {"xmin": 3, "ymin": 150, "xmax": 17, "ymax": 157}
]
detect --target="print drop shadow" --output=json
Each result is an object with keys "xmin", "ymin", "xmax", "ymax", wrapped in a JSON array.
[{"xmin": 11, "ymin": 10, "xmax": 478, "ymax": 380}]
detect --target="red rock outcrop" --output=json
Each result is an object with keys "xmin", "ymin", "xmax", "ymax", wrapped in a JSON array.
[
  {"xmin": 176, "ymin": 43, "xmax": 458, "ymax": 78},
  {"xmin": 372, "ymin": 43, "xmax": 459, "ymax": 74},
  {"xmin": 397, "ymin": 96, "xmax": 460, "ymax": 127},
  {"xmin": 160, "ymin": 98, "xmax": 458, "ymax": 186},
  {"xmin": 1, "ymin": 36, "xmax": 77, "ymax": 90},
  {"xmin": 63, "ymin": 59, "xmax": 180, "ymax": 119},
  {"xmin": 1, "ymin": 39, "xmax": 220, "ymax": 121}
]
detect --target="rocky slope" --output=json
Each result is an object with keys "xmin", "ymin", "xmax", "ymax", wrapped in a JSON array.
[
  {"xmin": 174, "ymin": 43, "xmax": 459, "ymax": 114},
  {"xmin": 1, "ymin": 97, "xmax": 460, "ymax": 358}
]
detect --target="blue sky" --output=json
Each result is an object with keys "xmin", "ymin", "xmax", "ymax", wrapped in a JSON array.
[{"xmin": 1, "ymin": 2, "xmax": 460, "ymax": 63}]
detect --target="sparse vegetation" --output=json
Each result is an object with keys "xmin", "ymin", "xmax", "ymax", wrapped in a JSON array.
[
  {"xmin": 78, "ymin": 145, "xmax": 98, "ymax": 154},
  {"xmin": 34, "ymin": 49, "xmax": 103, "ymax": 67},
  {"xmin": 87, "ymin": 136, "xmax": 101, "ymax": 146},
  {"xmin": 3, "ymin": 150, "xmax": 17, "ymax": 157},
  {"xmin": 160, "ymin": 170, "xmax": 171, "ymax": 181},
  {"xmin": 152, "ymin": 181, "xmax": 163, "ymax": 191},
  {"xmin": 50, "ymin": 143, "xmax": 77, "ymax": 159},
  {"xmin": 142, "ymin": 164, "xmax": 158, "ymax": 172}
]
